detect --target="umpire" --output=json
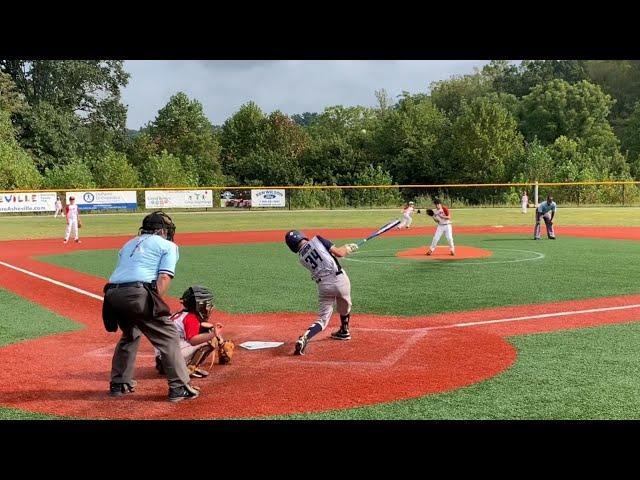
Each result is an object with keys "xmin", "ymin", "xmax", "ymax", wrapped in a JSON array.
[{"xmin": 102, "ymin": 211, "xmax": 200, "ymax": 402}]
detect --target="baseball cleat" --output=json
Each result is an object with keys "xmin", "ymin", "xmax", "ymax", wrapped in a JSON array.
[
  {"xmin": 450, "ymin": 251, "xmax": 455, "ymax": 256},
  {"xmin": 189, "ymin": 368, "xmax": 209, "ymax": 378},
  {"xmin": 63, "ymin": 239, "xmax": 68, "ymax": 244},
  {"xmin": 75, "ymin": 239, "xmax": 81, "ymax": 243},
  {"xmin": 294, "ymin": 335, "xmax": 308, "ymax": 355},
  {"xmin": 330, "ymin": 328, "xmax": 351, "ymax": 340},
  {"xmin": 426, "ymin": 250, "xmax": 433, "ymax": 256}
]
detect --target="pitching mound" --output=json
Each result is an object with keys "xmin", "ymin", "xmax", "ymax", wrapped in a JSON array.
[{"xmin": 396, "ymin": 245, "xmax": 493, "ymax": 260}]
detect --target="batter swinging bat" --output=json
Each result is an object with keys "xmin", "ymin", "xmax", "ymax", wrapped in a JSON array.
[{"xmin": 356, "ymin": 220, "xmax": 401, "ymax": 247}]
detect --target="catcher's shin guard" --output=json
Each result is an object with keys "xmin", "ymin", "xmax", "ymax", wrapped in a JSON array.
[{"xmin": 187, "ymin": 344, "xmax": 214, "ymax": 377}]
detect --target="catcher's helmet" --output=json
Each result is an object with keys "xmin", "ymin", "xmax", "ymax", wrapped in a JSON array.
[
  {"xmin": 285, "ymin": 230, "xmax": 308, "ymax": 253},
  {"xmin": 180, "ymin": 285, "xmax": 214, "ymax": 322},
  {"xmin": 140, "ymin": 211, "xmax": 176, "ymax": 241}
]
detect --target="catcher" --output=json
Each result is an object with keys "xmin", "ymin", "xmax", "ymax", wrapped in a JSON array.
[{"xmin": 155, "ymin": 285, "xmax": 234, "ymax": 379}]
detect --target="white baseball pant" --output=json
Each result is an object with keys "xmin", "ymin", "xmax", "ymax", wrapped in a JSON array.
[
  {"xmin": 64, "ymin": 219, "xmax": 79, "ymax": 241},
  {"xmin": 429, "ymin": 224, "xmax": 455, "ymax": 253}
]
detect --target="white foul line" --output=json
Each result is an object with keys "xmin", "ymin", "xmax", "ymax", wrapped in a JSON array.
[
  {"xmin": 0, "ymin": 260, "xmax": 104, "ymax": 301},
  {"xmin": 1, "ymin": 259, "xmax": 639, "ymax": 332}
]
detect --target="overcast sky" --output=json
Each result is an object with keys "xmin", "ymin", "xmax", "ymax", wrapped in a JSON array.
[{"xmin": 121, "ymin": 60, "xmax": 492, "ymax": 129}]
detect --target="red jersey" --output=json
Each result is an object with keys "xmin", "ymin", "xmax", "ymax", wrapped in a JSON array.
[{"xmin": 170, "ymin": 311, "xmax": 200, "ymax": 341}]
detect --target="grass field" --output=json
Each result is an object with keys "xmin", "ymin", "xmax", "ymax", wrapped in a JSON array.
[
  {"xmin": 1, "ymin": 208, "xmax": 639, "ymax": 420},
  {"xmin": 40, "ymin": 235, "xmax": 639, "ymax": 316},
  {"xmin": 1, "ymin": 206, "xmax": 640, "ymax": 240}
]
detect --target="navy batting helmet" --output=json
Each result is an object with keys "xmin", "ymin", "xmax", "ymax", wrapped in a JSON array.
[
  {"xmin": 140, "ymin": 211, "xmax": 176, "ymax": 241},
  {"xmin": 285, "ymin": 230, "xmax": 308, "ymax": 253},
  {"xmin": 180, "ymin": 285, "xmax": 214, "ymax": 322}
]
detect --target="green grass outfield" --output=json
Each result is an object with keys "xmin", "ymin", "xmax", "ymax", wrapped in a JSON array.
[
  {"xmin": 39, "ymin": 235, "xmax": 639, "ymax": 316},
  {"xmin": 1, "ymin": 206, "xmax": 640, "ymax": 240}
]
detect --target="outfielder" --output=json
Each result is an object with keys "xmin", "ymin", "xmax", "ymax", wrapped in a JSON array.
[
  {"xmin": 54, "ymin": 196, "xmax": 63, "ymax": 218},
  {"xmin": 426, "ymin": 199, "xmax": 455, "ymax": 256},
  {"xmin": 155, "ymin": 285, "xmax": 234, "ymax": 379},
  {"xmin": 285, "ymin": 230, "xmax": 358, "ymax": 355},
  {"xmin": 63, "ymin": 196, "xmax": 81, "ymax": 244},
  {"xmin": 521, "ymin": 191, "xmax": 529, "ymax": 214},
  {"xmin": 397, "ymin": 201, "xmax": 415, "ymax": 229},
  {"xmin": 534, "ymin": 195, "xmax": 557, "ymax": 240}
]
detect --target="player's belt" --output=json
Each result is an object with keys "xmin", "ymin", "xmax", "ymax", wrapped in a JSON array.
[{"xmin": 105, "ymin": 281, "xmax": 149, "ymax": 290}]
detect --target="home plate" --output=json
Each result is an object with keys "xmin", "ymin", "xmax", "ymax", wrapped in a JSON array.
[{"xmin": 239, "ymin": 341, "xmax": 285, "ymax": 350}]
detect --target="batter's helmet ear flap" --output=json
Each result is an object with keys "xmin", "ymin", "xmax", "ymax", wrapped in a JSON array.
[{"xmin": 285, "ymin": 230, "xmax": 307, "ymax": 253}]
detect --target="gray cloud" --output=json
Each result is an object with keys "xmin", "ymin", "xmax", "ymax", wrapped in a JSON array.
[{"xmin": 121, "ymin": 60, "xmax": 492, "ymax": 129}]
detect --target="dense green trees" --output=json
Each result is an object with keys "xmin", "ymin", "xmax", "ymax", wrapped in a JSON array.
[{"xmin": 1, "ymin": 59, "xmax": 640, "ymax": 202}]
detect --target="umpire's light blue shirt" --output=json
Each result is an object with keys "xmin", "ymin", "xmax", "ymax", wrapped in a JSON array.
[
  {"xmin": 537, "ymin": 201, "xmax": 557, "ymax": 215},
  {"xmin": 109, "ymin": 234, "xmax": 179, "ymax": 284}
]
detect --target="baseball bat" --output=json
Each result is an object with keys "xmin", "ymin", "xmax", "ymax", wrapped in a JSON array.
[{"xmin": 356, "ymin": 220, "xmax": 401, "ymax": 247}]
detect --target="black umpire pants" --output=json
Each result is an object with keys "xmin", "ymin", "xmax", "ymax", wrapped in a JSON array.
[{"xmin": 104, "ymin": 283, "xmax": 191, "ymax": 389}]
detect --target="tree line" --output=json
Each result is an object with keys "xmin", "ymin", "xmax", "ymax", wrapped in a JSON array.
[{"xmin": 1, "ymin": 60, "xmax": 640, "ymax": 205}]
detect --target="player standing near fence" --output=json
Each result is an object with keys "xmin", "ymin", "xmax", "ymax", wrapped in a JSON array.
[
  {"xmin": 54, "ymin": 196, "xmax": 63, "ymax": 218},
  {"xmin": 63, "ymin": 196, "xmax": 81, "ymax": 244},
  {"xmin": 521, "ymin": 191, "xmax": 529, "ymax": 214},
  {"xmin": 426, "ymin": 198, "xmax": 455, "ymax": 256}
]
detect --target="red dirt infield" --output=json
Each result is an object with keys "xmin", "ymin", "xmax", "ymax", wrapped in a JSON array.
[
  {"xmin": 396, "ymin": 245, "xmax": 493, "ymax": 260},
  {"xmin": 0, "ymin": 225, "xmax": 639, "ymax": 419}
]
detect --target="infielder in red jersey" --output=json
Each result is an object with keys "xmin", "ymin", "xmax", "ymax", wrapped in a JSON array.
[
  {"xmin": 426, "ymin": 198, "xmax": 455, "ymax": 256},
  {"xmin": 63, "ymin": 196, "xmax": 81, "ymax": 244}
]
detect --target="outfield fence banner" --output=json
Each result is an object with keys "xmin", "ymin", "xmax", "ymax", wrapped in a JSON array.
[
  {"xmin": 65, "ymin": 191, "xmax": 137, "ymax": 211},
  {"xmin": 0, "ymin": 192, "xmax": 57, "ymax": 213},
  {"xmin": 145, "ymin": 190, "xmax": 213, "ymax": 209},
  {"xmin": 251, "ymin": 189, "xmax": 286, "ymax": 207}
]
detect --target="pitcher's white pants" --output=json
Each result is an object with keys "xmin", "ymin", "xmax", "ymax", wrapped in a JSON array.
[
  {"xmin": 429, "ymin": 224, "xmax": 454, "ymax": 252},
  {"xmin": 64, "ymin": 219, "xmax": 79, "ymax": 241}
]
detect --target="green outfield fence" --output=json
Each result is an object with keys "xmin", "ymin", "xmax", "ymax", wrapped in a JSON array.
[{"xmin": 3, "ymin": 181, "xmax": 640, "ymax": 214}]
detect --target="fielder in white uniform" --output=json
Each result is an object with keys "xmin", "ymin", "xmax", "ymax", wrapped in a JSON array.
[
  {"xmin": 54, "ymin": 197, "xmax": 63, "ymax": 218},
  {"xmin": 63, "ymin": 196, "xmax": 81, "ymax": 244},
  {"xmin": 521, "ymin": 191, "xmax": 529, "ymax": 214},
  {"xmin": 285, "ymin": 230, "xmax": 358, "ymax": 355},
  {"xmin": 397, "ymin": 201, "xmax": 415, "ymax": 229},
  {"xmin": 427, "ymin": 199, "xmax": 455, "ymax": 256}
]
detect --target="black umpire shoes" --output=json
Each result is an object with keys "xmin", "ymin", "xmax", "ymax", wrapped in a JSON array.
[
  {"xmin": 168, "ymin": 384, "xmax": 200, "ymax": 403},
  {"xmin": 109, "ymin": 381, "xmax": 136, "ymax": 397}
]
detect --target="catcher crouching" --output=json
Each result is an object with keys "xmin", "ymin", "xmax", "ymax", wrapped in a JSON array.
[{"xmin": 155, "ymin": 285, "xmax": 234, "ymax": 379}]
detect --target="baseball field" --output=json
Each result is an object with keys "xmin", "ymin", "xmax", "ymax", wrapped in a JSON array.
[{"xmin": 1, "ymin": 207, "xmax": 640, "ymax": 419}]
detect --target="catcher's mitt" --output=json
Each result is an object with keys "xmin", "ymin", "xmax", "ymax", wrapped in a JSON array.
[
  {"xmin": 426, "ymin": 209, "xmax": 434, "ymax": 216},
  {"xmin": 217, "ymin": 339, "xmax": 235, "ymax": 364}
]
